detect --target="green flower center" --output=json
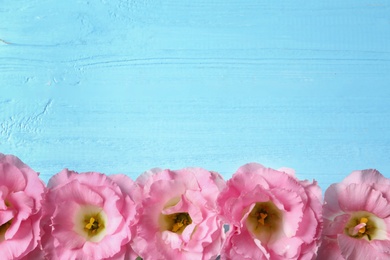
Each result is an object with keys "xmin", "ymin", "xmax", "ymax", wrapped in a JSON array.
[
  {"xmin": 74, "ymin": 206, "xmax": 107, "ymax": 242},
  {"xmin": 162, "ymin": 212, "xmax": 192, "ymax": 234},
  {"xmin": 84, "ymin": 215, "xmax": 105, "ymax": 236},
  {"xmin": 0, "ymin": 200, "xmax": 12, "ymax": 241},
  {"xmin": 345, "ymin": 212, "xmax": 381, "ymax": 241},
  {"xmin": 246, "ymin": 201, "xmax": 282, "ymax": 240},
  {"xmin": 0, "ymin": 219, "xmax": 12, "ymax": 241}
]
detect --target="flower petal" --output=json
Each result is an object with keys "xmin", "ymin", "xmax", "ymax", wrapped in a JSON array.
[
  {"xmin": 317, "ymin": 237, "xmax": 344, "ymax": 260},
  {"xmin": 268, "ymin": 236, "xmax": 303, "ymax": 259},
  {"xmin": 342, "ymin": 169, "xmax": 390, "ymax": 186},
  {"xmin": 277, "ymin": 167, "xmax": 296, "ymax": 177},
  {"xmin": 55, "ymin": 180, "xmax": 104, "ymax": 206},
  {"xmin": 338, "ymin": 183, "xmax": 390, "ymax": 218},
  {"xmin": 223, "ymin": 228, "xmax": 269, "ymax": 260},
  {"xmin": 338, "ymin": 234, "xmax": 390, "ymax": 260},
  {"xmin": 47, "ymin": 168, "xmax": 76, "ymax": 189},
  {"xmin": 0, "ymin": 219, "xmax": 35, "ymax": 259},
  {"xmin": 0, "ymin": 163, "xmax": 26, "ymax": 192},
  {"xmin": 295, "ymin": 207, "xmax": 318, "ymax": 243}
]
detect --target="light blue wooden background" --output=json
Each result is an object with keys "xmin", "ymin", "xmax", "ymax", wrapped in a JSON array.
[{"xmin": 1, "ymin": 1, "xmax": 390, "ymax": 190}]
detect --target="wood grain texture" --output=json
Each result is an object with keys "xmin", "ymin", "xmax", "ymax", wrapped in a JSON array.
[{"xmin": 1, "ymin": 0, "xmax": 390, "ymax": 189}]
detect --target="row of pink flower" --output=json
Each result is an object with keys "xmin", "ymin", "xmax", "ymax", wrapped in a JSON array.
[{"xmin": 0, "ymin": 153, "xmax": 389, "ymax": 260}]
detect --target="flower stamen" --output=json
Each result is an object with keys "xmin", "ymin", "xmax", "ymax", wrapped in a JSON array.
[
  {"xmin": 257, "ymin": 212, "xmax": 268, "ymax": 226},
  {"xmin": 349, "ymin": 217, "xmax": 369, "ymax": 236},
  {"xmin": 344, "ymin": 212, "xmax": 387, "ymax": 241},
  {"xmin": 171, "ymin": 213, "xmax": 192, "ymax": 233},
  {"xmin": 74, "ymin": 206, "xmax": 107, "ymax": 242},
  {"xmin": 83, "ymin": 214, "xmax": 104, "ymax": 236},
  {"xmin": 162, "ymin": 212, "xmax": 192, "ymax": 234},
  {"xmin": 246, "ymin": 202, "xmax": 282, "ymax": 241},
  {"xmin": 85, "ymin": 217, "xmax": 100, "ymax": 233},
  {"xmin": 358, "ymin": 217, "xmax": 368, "ymax": 234}
]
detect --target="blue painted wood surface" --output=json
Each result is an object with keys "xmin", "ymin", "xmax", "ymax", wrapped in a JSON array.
[{"xmin": 1, "ymin": 1, "xmax": 390, "ymax": 190}]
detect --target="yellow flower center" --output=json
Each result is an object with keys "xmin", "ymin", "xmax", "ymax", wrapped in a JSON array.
[
  {"xmin": 162, "ymin": 212, "xmax": 192, "ymax": 234},
  {"xmin": 73, "ymin": 206, "xmax": 107, "ymax": 242},
  {"xmin": 257, "ymin": 212, "xmax": 268, "ymax": 226},
  {"xmin": 85, "ymin": 217, "xmax": 101, "ymax": 233},
  {"xmin": 358, "ymin": 217, "xmax": 368, "ymax": 234},
  {"xmin": 345, "ymin": 211, "xmax": 387, "ymax": 241},
  {"xmin": 246, "ymin": 201, "xmax": 282, "ymax": 241},
  {"xmin": 0, "ymin": 201, "xmax": 12, "ymax": 241},
  {"xmin": 346, "ymin": 215, "xmax": 373, "ymax": 239},
  {"xmin": 0, "ymin": 219, "xmax": 12, "ymax": 241},
  {"xmin": 84, "ymin": 214, "xmax": 105, "ymax": 237}
]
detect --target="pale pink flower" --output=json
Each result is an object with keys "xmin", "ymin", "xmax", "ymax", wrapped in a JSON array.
[
  {"xmin": 41, "ymin": 169, "xmax": 139, "ymax": 260},
  {"xmin": 318, "ymin": 169, "xmax": 390, "ymax": 260},
  {"xmin": 0, "ymin": 153, "xmax": 45, "ymax": 259},
  {"xmin": 133, "ymin": 168, "xmax": 226, "ymax": 260},
  {"xmin": 218, "ymin": 163, "xmax": 322, "ymax": 260}
]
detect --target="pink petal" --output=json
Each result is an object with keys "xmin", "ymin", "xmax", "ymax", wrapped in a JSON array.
[
  {"xmin": 268, "ymin": 236, "xmax": 303, "ymax": 259},
  {"xmin": 5, "ymin": 192, "xmax": 34, "ymax": 239},
  {"xmin": 317, "ymin": 237, "xmax": 344, "ymax": 260},
  {"xmin": 370, "ymin": 239, "xmax": 390, "ymax": 254},
  {"xmin": 295, "ymin": 207, "xmax": 318, "ymax": 243},
  {"xmin": 161, "ymin": 231, "xmax": 183, "ymax": 250},
  {"xmin": 0, "ymin": 163, "xmax": 26, "ymax": 192},
  {"xmin": 55, "ymin": 180, "xmax": 104, "ymax": 206},
  {"xmin": 322, "ymin": 214, "xmax": 350, "ymax": 237},
  {"xmin": 0, "ymin": 154, "xmax": 41, "ymax": 199},
  {"xmin": 277, "ymin": 167, "xmax": 296, "ymax": 177},
  {"xmin": 338, "ymin": 234, "xmax": 390, "ymax": 259},
  {"xmin": 148, "ymin": 179, "xmax": 187, "ymax": 206},
  {"xmin": 181, "ymin": 223, "xmax": 197, "ymax": 242},
  {"xmin": 300, "ymin": 179, "xmax": 322, "ymax": 207},
  {"xmin": 51, "ymin": 201, "xmax": 86, "ymax": 248},
  {"xmin": 223, "ymin": 228, "xmax": 269, "ymax": 260},
  {"xmin": 135, "ymin": 168, "xmax": 163, "ymax": 187},
  {"xmin": 83, "ymin": 234, "xmax": 126, "ymax": 260},
  {"xmin": 6, "ymin": 191, "xmax": 34, "ymax": 217},
  {"xmin": 268, "ymin": 188, "xmax": 303, "ymax": 238},
  {"xmin": 298, "ymin": 241, "xmax": 319, "ymax": 260},
  {"xmin": 76, "ymin": 172, "xmax": 120, "ymax": 190},
  {"xmin": 363, "ymin": 189, "xmax": 390, "ymax": 218},
  {"xmin": 53, "ymin": 229, "xmax": 86, "ymax": 249},
  {"xmin": 0, "ymin": 219, "xmax": 35, "ymax": 259},
  {"xmin": 47, "ymin": 168, "xmax": 76, "ymax": 188},
  {"xmin": 338, "ymin": 183, "xmax": 390, "ymax": 217},
  {"xmin": 104, "ymin": 243, "xmax": 138, "ymax": 260},
  {"xmin": 161, "ymin": 195, "xmax": 185, "ymax": 215},
  {"xmin": 342, "ymin": 169, "xmax": 390, "ymax": 186},
  {"xmin": 19, "ymin": 244, "xmax": 45, "ymax": 260},
  {"xmin": 109, "ymin": 174, "xmax": 143, "ymax": 203},
  {"xmin": 0, "ymin": 210, "xmax": 14, "ymax": 226},
  {"xmin": 230, "ymin": 163, "xmax": 270, "ymax": 191},
  {"xmin": 323, "ymin": 184, "xmax": 343, "ymax": 219}
]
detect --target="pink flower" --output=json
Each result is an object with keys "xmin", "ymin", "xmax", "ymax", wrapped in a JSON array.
[
  {"xmin": 132, "ymin": 167, "xmax": 226, "ymax": 260},
  {"xmin": 217, "ymin": 163, "xmax": 322, "ymax": 260},
  {"xmin": 0, "ymin": 153, "xmax": 45, "ymax": 259},
  {"xmin": 318, "ymin": 169, "xmax": 390, "ymax": 260},
  {"xmin": 41, "ymin": 169, "xmax": 139, "ymax": 260}
]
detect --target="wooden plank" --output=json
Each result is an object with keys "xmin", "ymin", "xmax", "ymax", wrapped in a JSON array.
[{"xmin": 1, "ymin": 0, "xmax": 390, "ymax": 189}]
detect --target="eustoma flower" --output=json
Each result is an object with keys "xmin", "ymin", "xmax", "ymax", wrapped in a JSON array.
[
  {"xmin": 318, "ymin": 169, "xmax": 390, "ymax": 260},
  {"xmin": 217, "ymin": 163, "xmax": 322, "ymax": 259},
  {"xmin": 41, "ymin": 169, "xmax": 139, "ymax": 259},
  {"xmin": 0, "ymin": 153, "xmax": 45, "ymax": 259},
  {"xmin": 133, "ymin": 168, "xmax": 226, "ymax": 260}
]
